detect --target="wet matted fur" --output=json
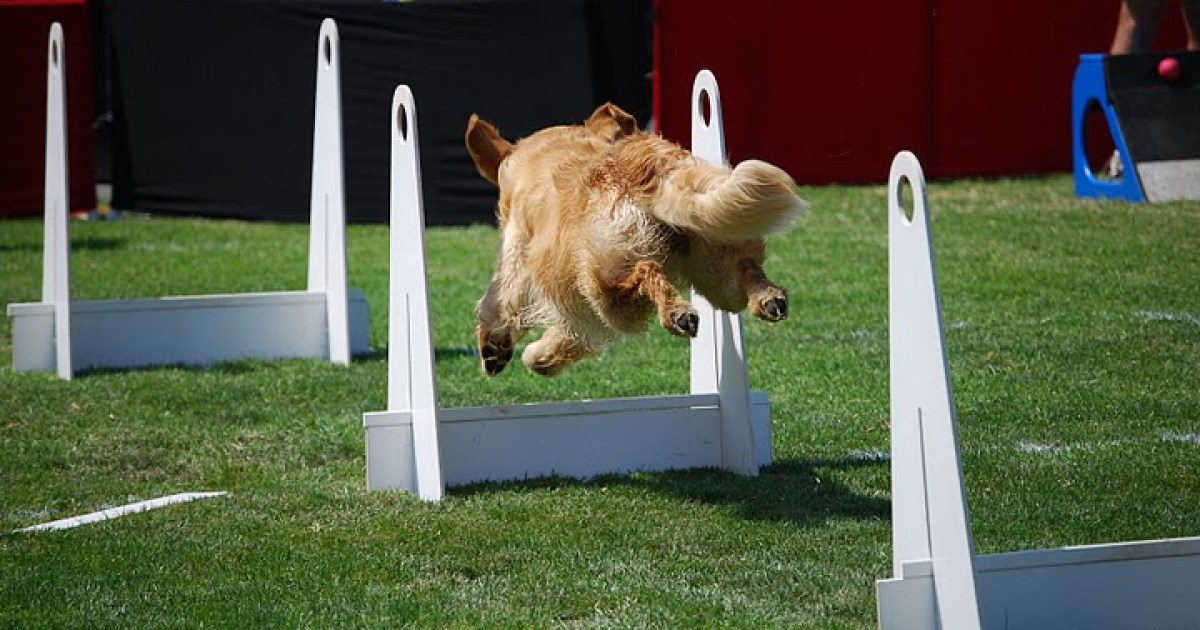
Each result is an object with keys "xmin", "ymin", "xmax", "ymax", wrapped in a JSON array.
[{"xmin": 465, "ymin": 103, "xmax": 807, "ymax": 377}]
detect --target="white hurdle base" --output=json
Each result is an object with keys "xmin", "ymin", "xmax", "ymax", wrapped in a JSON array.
[
  {"xmin": 365, "ymin": 392, "xmax": 771, "ymax": 491},
  {"xmin": 876, "ymin": 150, "xmax": 1200, "ymax": 630},
  {"xmin": 879, "ymin": 538, "xmax": 1200, "ymax": 629},
  {"xmin": 9, "ymin": 290, "xmax": 369, "ymax": 373}
]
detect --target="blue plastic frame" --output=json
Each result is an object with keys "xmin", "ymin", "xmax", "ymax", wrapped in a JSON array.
[{"xmin": 1071, "ymin": 54, "xmax": 1145, "ymax": 202}]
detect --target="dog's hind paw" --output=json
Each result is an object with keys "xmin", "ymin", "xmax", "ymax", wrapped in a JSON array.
[
  {"xmin": 751, "ymin": 288, "xmax": 789, "ymax": 323},
  {"xmin": 524, "ymin": 355, "xmax": 564, "ymax": 377},
  {"xmin": 481, "ymin": 343, "xmax": 513, "ymax": 377},
  {"xmin": 663, "ymin": 305, "xmax": 700, "ymax": 338},
  {"xmin": 482, "ymin": 353, "xmax": 508, "ymax": 377},
  {"xmin": 478, "ymin": 332, "xmax": 515, "ymax": 377}
]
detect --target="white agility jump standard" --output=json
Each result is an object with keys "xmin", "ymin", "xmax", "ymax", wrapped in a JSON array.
[
  {"xmin": 876, "ymin": 151, "xmax": 1200, "ymax": 629},
  {"xmin": 7, "ymin": 20, "xmax": 368, "ymax": 379},
  {"xmin": 363, "ymin": 71, "xmax": 772, "ymax": 501}
]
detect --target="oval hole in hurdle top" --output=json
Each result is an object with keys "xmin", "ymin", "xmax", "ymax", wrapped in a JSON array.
[
  {"xmin": 323, "ymin": 36, "xmax": 332, "ymax": 66},
  {"xmin": 51, "ymin": 40, "xmax": 60, "ymax": 69},
  {"xmin": 697, "ymin": 88, "xmax": 712, "ymax": 128},
  {"xmin": 896, "ymin": 176, "xmax": 915, "ymax": 224},
  {"xmin": 396, "ymin": 102, "xmax": 409, "ymax": 143}
]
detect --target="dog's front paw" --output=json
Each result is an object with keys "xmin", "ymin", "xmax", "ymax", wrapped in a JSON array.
[
  {"xmin": 663, "ymin": 304, "xmax": 700, "ymax": 338},
  {"xmin": 751, "ymin": 287, "xmax": 788, "ymax": 323}
]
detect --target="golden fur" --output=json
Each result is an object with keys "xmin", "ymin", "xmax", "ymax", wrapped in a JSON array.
[{"xmin": 465, "ymin": 103, "xmax": 807, "ymax": 377}]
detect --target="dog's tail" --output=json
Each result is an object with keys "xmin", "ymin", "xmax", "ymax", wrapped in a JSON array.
[{"xmin": 651, "ymin": 159, "xmax": 807, "ymax": 242}]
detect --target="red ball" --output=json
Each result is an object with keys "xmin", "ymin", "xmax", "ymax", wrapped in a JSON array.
[{"xmin": 1158, "ymin": 57, "xmax": 1182, "ymax": 81}]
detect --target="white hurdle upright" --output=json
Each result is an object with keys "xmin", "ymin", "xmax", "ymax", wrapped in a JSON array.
[
  {"xmin": 7, "ymin": 19, "xmax": 369, "ymax": 379},
  {"xmin": 363, "ymin": 71, "xmax": 772, "ymax": 501},
  {"xmin": 876, "ymin": 151, "xmax": 1200, "ymax": 629}
]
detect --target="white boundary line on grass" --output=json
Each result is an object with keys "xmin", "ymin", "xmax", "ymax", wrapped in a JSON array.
[{"xmin": 16, "ymin": 492, "xmax": 229, "ymax": 533}]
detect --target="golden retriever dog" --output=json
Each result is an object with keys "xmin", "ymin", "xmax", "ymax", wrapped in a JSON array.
[{"xmin": 464, "ymin": 103, "xmax": 807, "ymax": 377}]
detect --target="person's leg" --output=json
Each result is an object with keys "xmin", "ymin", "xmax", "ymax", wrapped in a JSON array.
[
  {"xmin": 1111, "ymin": 0, "xmax": 1167, "ymax": 54},
  {"xmin": 1182, "ymin": 0, "xmax": 1200, "ymax": 49}
]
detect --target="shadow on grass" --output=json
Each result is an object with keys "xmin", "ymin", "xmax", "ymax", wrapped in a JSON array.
[
  {"xmin": 69, "ymin": 349, "xmax": 390, "ymax": 378},
  {"xmin": 435, "ymin": 346, "xmax": 477, "ymax": 361},
  {"xmin": 352, "ymin": 348, "xmax": 388, "ymax": 363},
  {"xmin": 0, "ymin": 236, "xmax": 126, "ymax": 254},
  {"xmin": 338, "ymin": 346, "xmax": 473, "ymax": 363},
  {"xmin": 71, "ymin": 355, "xmax": 301, "ymax": 378},
  {"xmin": 74, "ymin": 362, "xmax": 209, "ymax": 378},
  {"xmin": 455, "ymin": 457, "xmax": 889, "ymax": 529}
]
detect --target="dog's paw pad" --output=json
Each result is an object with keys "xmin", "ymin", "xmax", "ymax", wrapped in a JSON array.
[
  {"xmin": 676, "ymin": 312, "xmax": 700, "ymax": 337},
  {"xmin": 757, "ymin": 295, "xmax": 788, "ymax": 322},
  {"xmin": 664, "ymin": 308, "xmax": 699, "ymax": 338},
  {"xmin": 749, "ymin": 286, "xmax": 788, "ymax": 323},
  {"xmin": 480, "ymin": 340, "xmax": 514, "ymax": 377},
  {"xmin": 482, "ymin": 355, "xmax": 507, "ymax": 377}
]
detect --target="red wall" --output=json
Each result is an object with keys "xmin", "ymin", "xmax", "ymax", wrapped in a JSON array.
[
  {"xmin": 0, "ymin": 0, "xmax": 96, "ymax": 217},
  {"xmin": 654, "ymin": 0, "xmax": 1186, "ymax": 183}
]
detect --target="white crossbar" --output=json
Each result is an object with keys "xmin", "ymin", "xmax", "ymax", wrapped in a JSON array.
[
  {"xmin": 9, "ymin": 290, "xmax": 369, "ymax": 372},
  {"xmin": 365, "ymin": 392, "xmax": 771, "ymax": 491}
]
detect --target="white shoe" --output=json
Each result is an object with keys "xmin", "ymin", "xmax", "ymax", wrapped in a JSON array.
[{"xmin": 1102, "ymin": 149, "xmax": 1124, "ymax": 180}]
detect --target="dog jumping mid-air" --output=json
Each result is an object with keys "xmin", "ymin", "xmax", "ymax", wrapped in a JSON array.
[{"xmin": 464, "ymin": 103, "xmax": 807, "ymax": 377}]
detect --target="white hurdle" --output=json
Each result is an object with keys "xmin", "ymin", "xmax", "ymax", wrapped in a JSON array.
[
  {"xmin": 876, "ymin": 151, "xmax": 1200, "ymax": 629},
  {"xmin": 7, "ymin": 20, "xmax": 369, "ymax": 379},
  {"xmin": 363, "ymin": 71, "xmax": 772, "ymax": 501}
]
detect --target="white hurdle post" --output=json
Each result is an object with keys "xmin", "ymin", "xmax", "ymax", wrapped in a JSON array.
[
  {"xmin": 876, "ymin": 151, "xmax": 1200, "ymax": 629},
  {"xmin": 6, "ymin": 20, "xmax": 368, "ymax": 378},
  {"xmin": 385, "ymin": 85, "xmax": 444, "ymax": 501},
  {"xmin": 42, "ymin": 23, "xmax": 73, "ymax": 380},
  {"xmin": 879, "ymin": 151, "xmax": 982, "ymax": 628},
  {"xmin": 363, "ymin": 70, "xmax": 771, "ymax": 501},
  {"xmin": 689, "ymin": 70, "xmax": 759, "ymax": 476},
  {"xmin": 308, "ymin": 18, "xmax": 351, "ymax": 366}
]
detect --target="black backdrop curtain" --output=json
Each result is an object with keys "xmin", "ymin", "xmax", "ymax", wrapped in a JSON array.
[{"xmin": 101, "ymin": 0, "xmax": 650, "ymax": 224}]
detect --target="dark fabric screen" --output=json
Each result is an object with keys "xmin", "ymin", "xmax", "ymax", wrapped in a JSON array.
[
  {"xmin": 103, "ymin": 0, "xmax": 650, "ymax": 224},
  {"xmin": 1106, "ymin": 52, "xmax": 1200, "ymax": 163}
]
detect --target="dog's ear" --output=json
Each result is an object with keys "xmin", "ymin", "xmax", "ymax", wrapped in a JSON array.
[
  {"xmin": 465, "ymin": 114, "xmax": 514, "ymax": 186},
  {"xmin": 585, "ymin": 102, "xmax": 639, "ymax": 142}
]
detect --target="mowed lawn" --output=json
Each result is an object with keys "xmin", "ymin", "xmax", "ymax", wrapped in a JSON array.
[{"xmin": 2, "ymin": 174, "xmax": 1198, "ymax": 627}]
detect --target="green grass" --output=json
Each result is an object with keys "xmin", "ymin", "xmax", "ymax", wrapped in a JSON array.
[{"xmin": 2, "ymin": 174, "xmax": 1198, "ymax": 627}]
